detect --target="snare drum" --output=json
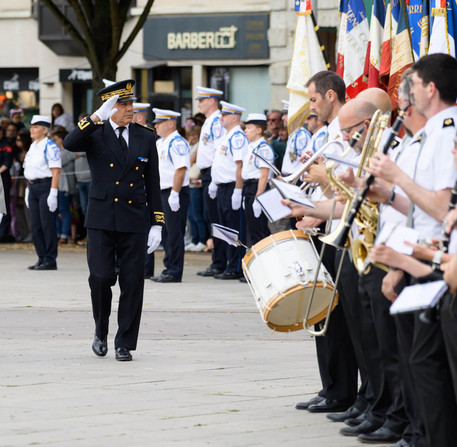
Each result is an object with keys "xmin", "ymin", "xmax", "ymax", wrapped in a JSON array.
[{"xmin": 242, "ymin": 230, "xmax": 338, "ymax": 332}]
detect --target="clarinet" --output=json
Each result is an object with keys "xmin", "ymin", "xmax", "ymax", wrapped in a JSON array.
[{"xmin": 332, "ymin": 106, "xmax": 410, "ymax": 249}]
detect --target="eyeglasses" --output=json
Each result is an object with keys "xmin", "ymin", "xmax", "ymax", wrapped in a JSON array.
[
  {"xmin": 341, "ymin": 120, "xmax": 368, "ymax": 137},
  {"xmin": 267, "ymin": 118, "xmax": 280, "ymax": 122}
]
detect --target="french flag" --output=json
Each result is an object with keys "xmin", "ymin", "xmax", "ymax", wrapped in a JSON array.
[
  {"xmin": 336, "ymin": 0, "xmax": 348, "ymax": 78},
  {"xmin": 343, "ymin": 0, "xmax": 369, "ymax": 99},
  {"xmin": 408, "ymin": 0, "xmax": 423, "ymax": 61},
  {"xmin": 429, "ymin": 0, "xmax": 457, "ymax": 57}
]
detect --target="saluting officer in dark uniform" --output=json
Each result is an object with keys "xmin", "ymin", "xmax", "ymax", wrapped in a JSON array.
[{"xmin": 63, "ymin": 80, "xmax": 164, "ymax": 362}]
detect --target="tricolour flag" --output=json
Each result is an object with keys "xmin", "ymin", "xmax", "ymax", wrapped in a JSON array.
[
  {"xmin": 419, "ymin": 0, "xmax": 430, "ymax": 57},
  {"xmin": 387, "ymin": 0, "xmax": 414, "ymax": 108},
  {"xmin": 379, "ymin": 0, "xmax": 392, "ymax": 88},
  {"xmin": 336, "ymin": 0, "xmax": 348, "ymax": 78},
  {"xmin": 408, "ymin": 0, "xmax": 423, "ymax": 61},
  {"xmin": 364, "ymin": 0, "xmax": 386, "ymax": 88},
  {"xmin": 287, "ymin": 1, "xmax": 328, "ymax": 134},
  {"xmin": 343, "ymin": 0, "xmax": 370, "ymax": 99},
  {"xmin": 429, "ymin": 0, "xmax": 456, "ymax": 56}
]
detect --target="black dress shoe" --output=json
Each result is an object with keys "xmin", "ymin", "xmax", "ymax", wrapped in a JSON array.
[
  {"xmin": 34, "ymin": 262, "xmax": 57, "ymax": 271},
  {"xmin": 340, "ymin": 420, "xmax": 382, "ymax": 437},
  {"xmin": 115, "ymin": 347, "xmax": 132, "ymax": 361},
  {"xmin": 327, "ymin": 405, "xmax": 362, "ymax": 422},
  {"xmin": 391, "ymin": 439, "xmax": 410, "ymax": 447},
  {"xmin": 214, "ymin": 272, "xmax": 243, "ymax": 280},
  {"xmin": 345, "ymin": 411, "xmax": 368, "ymax": 427},
  {"xmin": 28, "ymin": 261, "xmax": 42, "ymax": 270},
  {"xmin": 295, "ymin": 395, "xmax": 325, "ymax": 410},
  {"xmin": 358, "ymin": 426, "xmax": 402, "ymax": 443},
  {"xmin": 92, "ymin": 335, "xmax": 108, "ymax": 357},
  {"xmin": 151, "ymin": 274, "xmax": 181, "ymax": 283},
  {"xmin": 197, "ymin": 267, "xmax": 223, "ymax": 277},
  {"xmin": 308, "ymin": 399, "xmax": 351, "ymax": 413}
]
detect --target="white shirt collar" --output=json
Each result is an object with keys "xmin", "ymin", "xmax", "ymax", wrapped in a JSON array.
[{"xmin": 424, "ymin": 105, "xmax": 457, "ymax": 136}]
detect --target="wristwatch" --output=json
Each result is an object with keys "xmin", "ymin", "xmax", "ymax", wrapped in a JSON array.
[
  {"xmin": 432, "ymin": 250, "xmax": 443, "ymax": 269},
  {"xmin": 386, "ymin": 188, "xmax": 396, "ymax": 205}
]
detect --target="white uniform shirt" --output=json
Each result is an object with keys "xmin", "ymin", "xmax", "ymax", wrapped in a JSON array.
[
  {"xmin": 211, "ymin": 125, "xmax": 249, "ymax": 184},
  {"xmin": 196, "ymin": 110, "xmax": 226, "ymax": 169},
  {"xmin": 156, "ymin": 130, "xmax": 190, "ymax": 190},
  {"xmin": 109, "ymin": 118, "xmax": 130, "ymax": 145},
  {"xmin": 24, "ymin": 137, "xmax": 61, "ymax": 181},
  {"xmin": 309, "ymin": 125, "xmax": 328, "ymax": 153},
  {"xmin": 412, "ymin": 106, "xmax": 457, "ymax": 238},
  {"xmin": 241, "ymin": 137, "xmax": 275, "ymax": 181},
  {"xmin": 281, "ymin": 127, "xmax": 312, "ymax": 175}
]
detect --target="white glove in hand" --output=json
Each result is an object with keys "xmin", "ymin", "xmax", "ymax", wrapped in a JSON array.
[
  {"xmin": 147, "ymin": 225, "xmax": 162, "ymax": 254},
  {"xmin": 47, "ymin": 188, "xmax": 58, "ymax": 212},
  {"xmin": 168, "ymin": 190, "xmax": 180, "ymax": 212},
  {"xmin": 253, "ymin": 199, "xmax": 262, "ymax": 218},
  {"xmin": 94, "ymin": 94, "xmax": 119, "ymax": 121},
  {"xmin": 25, "ymin": 187, "xmax": 29, "ymax": 208},
  {"xmin": 208, "ymin": 181, "xmax": 218, "ymax": 199},
  {"xmin": 231, "ymin": 188, "xmax": 243, "ymax": 210},
  {"xmin": 0, "ymin": 213, "xmax": 3, "ymax": 224}
]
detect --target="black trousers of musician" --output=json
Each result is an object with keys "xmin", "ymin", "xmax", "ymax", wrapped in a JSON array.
[
  {"xmin": 216, "ymin": 182, "xmax": 246, "ymax": 274},
  {"xmin": 410, "ymin": 308, "xmax": 457, "ymax": 447},
  {"xmin": 87, "ymin": 228, "xmax": 146, "ymax": 350},
  {"xmin": 28, "ymin": 178, "xmax": 58, "ymax": 264},
  {"xmin": 201, "ymin": 168, "xmax": 226, "ymax": 271},
  {"xmin": 160, "ymin": 187, "xmax": 190, "ymax": 280},
  {"xmin": 441, "ymin": 293, "xmax": 457, "ymax": 401},
  {"xmin": 311, "ymin": 241, "xmax": 358, "ymax": 404},
  {"xmin": 243, "ymin": 181, "xmax": 270, "ymax": 245},
  {"xmin": 359, "ymin": 268, "xmax": 408, "ymax": 433}
]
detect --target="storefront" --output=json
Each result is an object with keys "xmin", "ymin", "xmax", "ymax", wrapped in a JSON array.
[
  {"xmin": 59, "ymin": 69, "xmax": 93, "ymax": 120},
  {"xmin": 141, "ymin": 13, "xmax": 271, "ymax": 123}
]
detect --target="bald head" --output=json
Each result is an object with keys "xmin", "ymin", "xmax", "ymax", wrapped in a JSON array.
[
  {"xmin": 357, "ymin": 88, "xmax": 392, "ymax": 114},
  {"xmin": 339, "ymin": 98, "xmax": 378, "ymax": 130}
]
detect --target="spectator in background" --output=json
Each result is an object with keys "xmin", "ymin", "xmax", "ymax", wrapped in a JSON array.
[
  {"xmin": 73, "ymin": 114, "xmax": 91, "ymax": 241},
  {"xmin": 0, "ymin": 117, "xmax": 10, "ymax": 133},
  {"xmin": 50, "ymin": 126, "xmax": 76, "ymax": 244},
  {"xmin": 271, "ymin": 123, "xmax": 288, "ymax": 171},
  {"xmin": 6, "ymin": 123, "xmax": 18, "ymax": 145},
  {"xmin": 0, "ymin": 125, "xmax": 13, "ymax": 241},
  {"xmin": 10, "ymin": 109, "xmax": 25, "ymax": 130},
  {"xmin": 51, "ymin": 103, "xmax": 75, "ymax": 131},
  {"xmin": 266, "ymin": 109, "xmax": 282, "ymax": 142}
]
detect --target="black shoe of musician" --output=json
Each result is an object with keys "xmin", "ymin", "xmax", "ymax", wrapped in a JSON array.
[
  {"xmin": 358, "ymin": 426, "xmax": 402, "ymax": 443},
  {"xmin": 34, "ymin": 262, "xmax": 57, "ymax": 271},
  {"xmin": 339, "ymin": 420, "xmax": 382, "ymax": 437},
  {"xmin": 151, "ymin": 274, "xmax": 181, "ymax": 283},
  {"xmin": 197, "ymin": 267, "xmax": 223, "ymax": 277},
  {"xmin": 28, "ymin": 261, "xmax": 42, "ymax": 270},
  {"xmin": 295, "ymin": 395, "xmax": 325, "ymax": 410},
  {"xmin": 115, "ymin": 347, "xmax": 132, "ymax": 361},
  {"xmin": 308, "ymin": 399, "xmax": 351, "ymax": 413},
  {"xmin": 345, "ymin": 411, "xmax": 368, "ymax": 427},
  {"xmin": 214, "ymin": 272, "xmax": 243, "ymax": 280},
  {"xmin": 327, "ymin": 405, "xmax": 362, "ymax": 422},
  {"xmin": 92, "ymin": 335, "xmax": 108, "ymax": 357}
]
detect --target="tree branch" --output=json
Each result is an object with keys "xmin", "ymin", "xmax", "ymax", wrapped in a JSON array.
[
  {"xmin": 80, "ymin": 0, "xmax": 94, "ymax": 22},
  {"xmin": 115, "ymin": 0, "xmax": 155, "ymax": 65},
  {"xmin": 109, "ymin": 0, "xmax": 123, "ymax": 61}
]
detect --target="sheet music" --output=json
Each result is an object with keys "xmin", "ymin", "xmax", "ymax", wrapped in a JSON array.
[
  {"xmin": 376, "ymin": 222, "xmax": 420, "ymax": 255},
  {"xmin": 271, "ymin": 179, "xmax": 315, "ymax": 208},
  {"xmin": 389, "ymin": 280, "xmax": 448, "ymax": 315},
  {"xmin": 255, "ymin": 189, "xmax": 293, "ymax": 223},
  {"xmin": 211, "ymin": 224, "xmax": 239, "ymax": 247},
  {"xmin": 323, "ymin": 153, "xmax": 360, "ymax": 169}
]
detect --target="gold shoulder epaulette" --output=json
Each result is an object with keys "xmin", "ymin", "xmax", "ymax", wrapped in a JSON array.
[
  {"xmin": 154, "ymin": 211, "xmax": 165, "ymax": 225},
  {"xmin": 443, "ymin": 118, "xmax": 455, "ymax": 128},
  {"xmin": 391, "ymin": 139, "xmax": 400, "ymax": 148}
]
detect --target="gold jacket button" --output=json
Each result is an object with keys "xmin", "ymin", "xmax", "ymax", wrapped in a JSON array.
[
  {"xmin": 130, "ymin": 183, "xmax": 133, "ymax": 187},
  {"xmin": 128, "ymin": 200, "xmax": 132, "ymax": 204},
  {"xmin": 135, "ymin": 166, "xmax": 139, "ymax": 170},
  {"xmin": 114, "ymin": 198, "xmax": 119, "ymax": 202},
  {"xmin": 110, "ymin": 163, "xmax": 114, "ymax": 168},
  {"xmin": 115, "ymin": 181, "xmax": 119, "ymax": 185}
]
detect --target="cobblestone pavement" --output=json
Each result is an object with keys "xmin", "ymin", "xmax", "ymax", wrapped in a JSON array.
[{"xmin": 0, "ymin": 244, "xmax": 370, "ymax": 446}]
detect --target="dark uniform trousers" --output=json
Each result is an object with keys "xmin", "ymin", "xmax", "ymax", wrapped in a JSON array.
[
  {"xmin": 160, "ymin": 187, "xmax": 190, "ymax": 280},
  {"xmin": 358, "ymin": 268, "xmax": 408, "ymax": 432},
  {"xmin": 441, "ymin": 293, "xmax": 457, "ymax": 401},
  {"xmin": 242, "ymin": 180, "xmax": 270, "ymax": 245},
  {"xmin": 216, "ymin": 182, "xmax": 246, "ymax": 274},
  {"xmin": 201, "ymin": 168, "xmax": 226, "ymax": 271},
  {"xmin": 28, "ymin": 178, "xmax": 58, "ymax": 264}
]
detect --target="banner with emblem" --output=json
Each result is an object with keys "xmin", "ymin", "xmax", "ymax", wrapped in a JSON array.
[
  {"xmin": 429, "ymin": 0, "xmax": 457, "ymax": 57},
  {"xmin": 287, "ymin": 0, "xmax": 328, "ymax": 134}
]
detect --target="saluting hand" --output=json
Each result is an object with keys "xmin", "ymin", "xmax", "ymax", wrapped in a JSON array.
[{"xmin": 92, "ymin": 94, "xmax": 119, "ymax": 122}]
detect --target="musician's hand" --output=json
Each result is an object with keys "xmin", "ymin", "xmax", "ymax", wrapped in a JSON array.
[
  {"xmin": 442, "ymin": 255, "xmax": 457, "ymax": 294},
  {"xmin": 445, "ymin": 208, "xmax": 457, "ymax": 234},
  {"xmin": 368, "ymin": 178, "xmax": 392, "ymax": 203},
  {"xmin": 382, "ymin": 269, "xmax": 405, "ymax": 302},
  {"xmin": 338, "ymin": 168, "xmax": 360, "ymax": 188},
  {"xmin": 281, "ymin": 199, "xmax": 308, "ymax": 218},
  {"xmin": 369, "ymin": 244, "xmax": 408, "ymax": 269},
  {"xmin": 298, "ymin": 150, "xmax": 314, "ymax": 164},
  {"xmin": 302, "ymin": 161, "xmax": 327, "ymax": 184},
  {"xmin": 333, "ymin": 188, "xmax": 347, "ymax": 204},
  {"xmin": 365, "ymin": 153, "xmax": 402, "ymax": 184},
  {"xmin": 404, "ymin": 241, "xmax": 437, "ymax": 262},
  {"xmin": 296, "ymin": 216, "xmax": 323, "ymax": 231}
]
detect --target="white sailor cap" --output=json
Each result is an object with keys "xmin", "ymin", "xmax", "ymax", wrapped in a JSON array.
[
  {"xmin": 133, "ymin": 102, "xmax": 151, "ymax": 112},
  {"xmin": 220, "ymin": 101, "xmax": 245, "ymax": 116},
  {"xmin": 196, "ymin": 86, "xmax": 223, "ymax": 100},
  {"xmin": 281, "ymin": 100, "xmax": 289, "ymax": 113},
  {"xmin": 102, "ymin": 79, "xmax": 116, "ymax": 87},
  {"xmin": 30, "ymin": 115, "xmax": 51, "ymax": 128},
  {"xmin": 152, "ymin": 108, "xmax": 181, "ymax": 124},
  {"xmin": 244, "ymin": 113, "xmax": 267, "ymax": 125}
]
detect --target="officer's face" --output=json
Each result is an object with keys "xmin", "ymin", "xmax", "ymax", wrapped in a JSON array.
[
  {"xmin": 154, "ymin": 120, "xmax": 174, "ymax": 138},
  {"xmin": 409, "ymin": 72, "xmax": 430, "ymax": 115},
  {"xmin": 308, "ymin": 82, "xmax": 332, "ymax": 123},
  {"xmin": 111, "ymin": 100, "xmax": 134, "ymax": 126},
  {"xmin": 197, "ymin": 98, "xmax": 210, "ymax": 115},
  {"xmin": 245, "ymin": 123, "xmax": 262, "ymax": 142},
  {"xmin": 221, "ymin": 113, "xmax": 236, "ymax": 130},
  {"xmin": 133, "ymin": 112, "xmax": 147, "ymax": 126},
  {"xmin": 30, "ymin": 124, "xmax": 48, "ymax": 142}
]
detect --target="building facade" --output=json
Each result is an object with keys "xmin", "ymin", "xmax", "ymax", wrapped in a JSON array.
[{"xmin": 0, "ymin": 0, "xmax": 339, "ymax": 124}]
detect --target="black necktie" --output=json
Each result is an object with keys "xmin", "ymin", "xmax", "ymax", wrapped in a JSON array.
[{"xmin": 118, "ymin": 126, "xmax": 128, "ymax": 161}]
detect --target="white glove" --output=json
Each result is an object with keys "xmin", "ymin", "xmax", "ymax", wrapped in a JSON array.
[
  {"xmin": 0, "ymin": 213, "xmax": 3, "ymax": 224},
  {"xmin": 208, "ymin": 181, "xmax": 218, "ymax": 199},
  {"xmin": 147, "ymin": 225, "xmax": 162, "ymax": 254},
  {"xmin": 47, "ymin": 188, "xmax": 58, "ymax": 212},
  {"xmin": 94, "ymin": 94, "xmax": 119, "ymax": 121},
  {"xmin": 25, "ymin": 187, "xmax": 29, "ymax": 208},
  {"xmin": 231, "ymin": 188, "xmax": 242, "ymax": 210},
  {"xmin": 168, "ymin": 190, "xmax": 180, "ymax": 212},
  {"xmin": 253, "ymin": 199, "xmax": 262, "ymax": 218}
]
